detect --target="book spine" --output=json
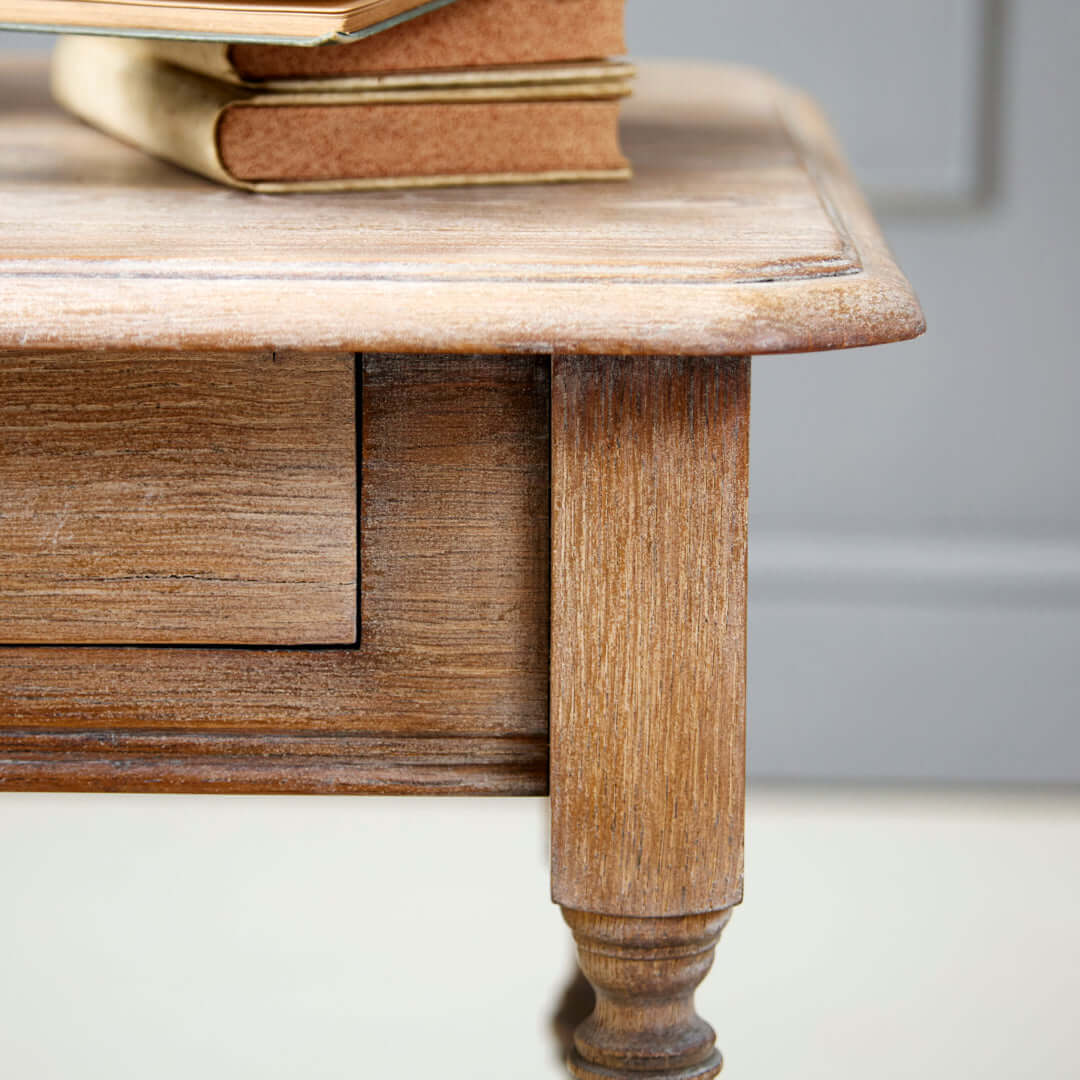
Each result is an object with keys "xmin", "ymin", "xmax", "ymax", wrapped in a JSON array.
[{"xmin": 51, "ymin": 36, "xmax": 246, "ymax": 189}]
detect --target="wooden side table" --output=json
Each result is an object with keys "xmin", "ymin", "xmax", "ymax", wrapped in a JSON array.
[{"xmin": 0, "ymin": 58, "xmax": 923, "ymax": 1079}]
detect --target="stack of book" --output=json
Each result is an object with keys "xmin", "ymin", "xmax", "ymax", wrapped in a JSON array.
[{"xmin": 30, "ymin": 0, "xmax": 631, "ymax": 191}]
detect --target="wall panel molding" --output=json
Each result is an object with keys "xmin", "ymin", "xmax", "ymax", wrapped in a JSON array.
[
  {"xmin": 628, "ymin": 0, "xmax": 1003, "ymax": 211},
  {"xmin": 751, "ymin": 530, "xmax": 1080, "ymax": 607}
]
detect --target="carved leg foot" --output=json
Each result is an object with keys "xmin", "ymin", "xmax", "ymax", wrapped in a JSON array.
[{"xmin": 561, "ymin": 908, "xmax": 732, "ymax": 1080}]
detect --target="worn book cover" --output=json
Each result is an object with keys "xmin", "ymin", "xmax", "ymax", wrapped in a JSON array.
[
  {"xmin": 142, "ymin": 0, "xmax": 627, "ymax": 87},
  {"xmin": 51, "ymin": 35, "xmax": 632, "ymax": 193}
]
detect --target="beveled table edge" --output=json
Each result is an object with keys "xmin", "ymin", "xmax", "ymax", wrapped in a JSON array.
[{"xmin": 0, "ymin": 60, "xmax": 925, "ymax": 356}]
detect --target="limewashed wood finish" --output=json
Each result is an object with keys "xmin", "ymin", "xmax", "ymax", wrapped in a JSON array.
[
  {"xmin": 551, "ymin": 356, "xmax": 749, "ymax": 918},
  {"xmin": 551, "ymin": 356, "xmax": 748, "ymax": 1080},
  {"xmin": 0, "ymin": 52, "xmax": 925, "ymax": 1080},
  {"xmin": 0, "ymin": 59, "xmax": 923, "ymax": 356},
  {"xmin": 562, "ymin": 909, "xmax": 734, "ymax": 1080},
  {"xmin": 0, "ymin": 351, "xmax": 357, "ymax": 646}
]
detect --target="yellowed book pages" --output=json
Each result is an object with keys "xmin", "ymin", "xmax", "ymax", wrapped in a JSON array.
[
  {"xmin": 139, "ymin": 0, "xmax": 627, "ymax": 86},
  {"xmin": 1, "ymin": 0, "xmax": 461, "ymax": 46},
  {"xmin": 50, "ymin": 35, "xmax": 633, "ymax": 193}
]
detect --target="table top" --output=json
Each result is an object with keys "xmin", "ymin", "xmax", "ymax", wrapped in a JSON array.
[{"xmin": 0, "ymin": 56, "xmax": 923, "ymax": 355}]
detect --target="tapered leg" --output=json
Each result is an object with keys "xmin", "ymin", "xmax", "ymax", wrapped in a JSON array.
[{"xmin": 550, "ymin": 356, "xmax": 750, "ymax": 1080}]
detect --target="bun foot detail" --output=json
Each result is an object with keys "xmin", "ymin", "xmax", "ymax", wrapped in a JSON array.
[{"xmin": 561, "ymin": 909, "xmax": 732, "ymax": 1080}]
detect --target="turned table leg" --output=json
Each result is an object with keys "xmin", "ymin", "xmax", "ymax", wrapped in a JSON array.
[{"xmin": 550, "ymin": 356, "xmax": 749, "ymax": 1080}]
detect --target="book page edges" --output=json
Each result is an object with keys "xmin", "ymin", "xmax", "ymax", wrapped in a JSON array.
[
  {"xmin": 236, "ymin": 78, "xmax": 632, "ymax": 105},
  {"xmin": 243, "ymin": 168, "xmax": 631, "ymax": 194},
  {"xmin": 2, "ymin": 0, "xmax": 462, "ymax": 43}
]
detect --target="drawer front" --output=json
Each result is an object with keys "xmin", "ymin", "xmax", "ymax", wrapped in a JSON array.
[{"xmin": 0, "ymin": 352, "xmax": 356, "ymax": 645}]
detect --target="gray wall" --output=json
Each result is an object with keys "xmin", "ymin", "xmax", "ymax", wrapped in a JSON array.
[
  {"xmin": 3, "ymin": 1, "xmax": 1078, "ymax": 782},
  {"xmin": 628, "ymin": 0, "xmax": 1080, "ymax": 783}
]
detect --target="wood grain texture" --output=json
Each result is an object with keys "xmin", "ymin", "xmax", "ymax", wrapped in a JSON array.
[
  {"xmin": 550, "ymin": 356, "xmax": 749, "ymax": 917},
  {"xmin": 561, "ymin": 909, "xmax": 732, "ymax": 1080},
  {"xmin": 0, "ymin": 733, "xmax": 547, "ymax": 795},
  {"xmin": 0, "ymin": 354, "xmax": 549, "ymax": 794},
  {"xmin": 0, "ymin": 59, "xmax": 923, "ymax": 355},
  {"xmin": 0, "ymin": 352, "xmax": 356, "ymax": 645}
]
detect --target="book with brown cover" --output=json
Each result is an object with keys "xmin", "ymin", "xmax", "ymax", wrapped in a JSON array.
[
  {"xmin": 50, "ymin": 35, "xmax": 632, "ymax": 193},
  {"xmin": 144, "ymin": 0, "xmax": 627, "ymax": 87}
]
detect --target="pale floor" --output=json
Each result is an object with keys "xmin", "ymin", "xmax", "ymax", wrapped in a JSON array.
[{"xmin": 1, "ymin": 787, "xmax": 1076, "ymax": 1079}]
